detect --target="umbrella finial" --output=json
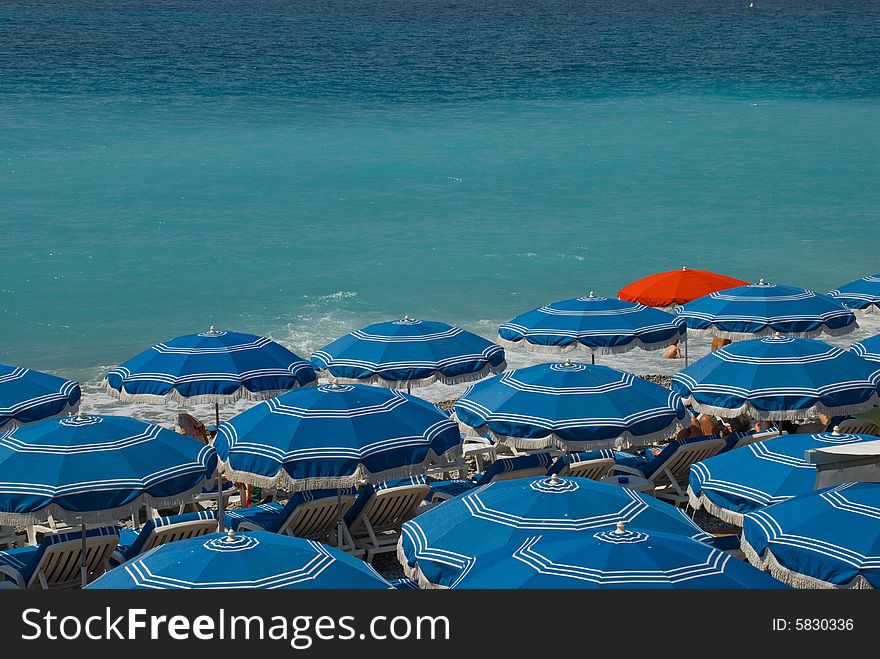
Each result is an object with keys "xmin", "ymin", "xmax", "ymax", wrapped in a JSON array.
[
  {"xmin": 757, "ymin": 278, "xmax": 766, "ymax": 285},
  {"xmin": 76, "ymin": 409, "xmax": 86, "ymax": 421},
  {"xmin": 682, "ymin": 265, "xmax": 688, "ymax": 271},
  {"xmin": 549, "ymin": 474, "xmax": 560, "ymax": 486},
  {"xmin": 564, "ymin": 358, "xmax": 572, "ymax": 366},
  {"xmin": 224, "ymin": 528, "xmax": 236, "ymax": 543},
  {"xmin": 832, "ymin": 425, "xmax": 841, "ymax": 436},
  {"xmin": 773, "ymin": 331, "xmax": 783, "ymax": 338},
  {"xmin": 331, "ymin": 378, "xmax": 340, "ymax": 389},
  {"xmin": 208, "ymin": 325, "xmax": 216, "ymax": 333},
  {"xmin": 614, "ymin": 521, "xmax": 626, "ymax": 535},
  {"xmin": 588, "ymin": 290, "xmax": 595, "ymax": 298}
]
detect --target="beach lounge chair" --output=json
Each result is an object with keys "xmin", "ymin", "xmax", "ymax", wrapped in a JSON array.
[
  {"xmin": 224, "ymin": 488, "xmax": 356, "ymax": 546},
  {"xmin": 0, "ymin": 526, "xmax": 19, "ymax": 550},
  {"xmin": 426, "ymin": 453, "xmax": 555, "ymax": 503},
  {"xmin": 608, "ymin": 435, "xmax": 726, "ymax": 504},
  {"xmin": 0, "ymin": 526, "xmax": 119, "ymax": 589},
  {"xmin": 546, "ymin": 450, "xmax": 618, "ymax": 480},
  {"xmin": 108, "ymin": 511, "xmax": 218, "ymax": 568},
  {"xmin": 836, "ymin": 418, "xmax": 880, "ymax": 436},
  {"xmin": 461, "ymin": 435, "xmax": 498, "ymax": 471},
  {"xmin": 718, "ymin": 429, "xmax": 783, "ymax": 454},
  {"xmin": 343, "ymin": 476, "xmax": 431, "ymax": 563}
]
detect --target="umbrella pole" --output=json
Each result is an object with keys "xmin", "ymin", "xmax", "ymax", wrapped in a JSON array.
[
  {"xmin": 591, "ymin": 353, "xmax": 595, "ymax": 365},
  {"xmin": 216, "ymin": 467, "xmax": 225, "ymax": 532},
  {"xmin": 336, "ymin": 488, "xmax": 343, "ymax": 549},
  {"xmin": 215, "ymin": 402, "xmax": 220, "ymax": 427},
  {"xmin": 684, "ymin": 334, "xmax": 689, "ymax": 367},
  {"xmin": 80, "ymin": 521, "xmax": 87, "ymax": 588}
]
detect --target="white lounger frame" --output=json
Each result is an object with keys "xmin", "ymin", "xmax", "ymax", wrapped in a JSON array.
[
  {"xmin": 346, "ymin": 484, "xmax": 431, "ymax": 563},
  {"xmin": 0, "ymin": 534, "xmax": 119, "ymax": 589}
]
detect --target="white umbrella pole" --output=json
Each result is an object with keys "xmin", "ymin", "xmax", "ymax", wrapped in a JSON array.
[
  {"xmin": 216, "ymin": 465, "xmax": 225, "ymax": 532},
  {"xmin": 684, "ymin": 333, "xmax": 689, "ymax": 367}
]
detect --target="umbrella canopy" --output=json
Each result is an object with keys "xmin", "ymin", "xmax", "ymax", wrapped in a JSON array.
[
  {"xmin": 742, "ymin": 482, "xmax": 880, "ymax": 589},
  {"xmin": 618, "ymin": 267, "xmax": 749, "ymax": 308},
  {"xmin": 311, "ymin": 317, "xmax": 506, "ymax": 389},
  {"xmin": 674, "ymin": 280, "xmax": 857, "ymax": 340},
  {"xmin": 87, "ymin": 530, "xmax": 392, "ymax": 589},
  {"xmin": 104, "ymin": 327, "xmax": 316, "ymax": 405},
  {"xmin": 688, "ymin": 430, "xmax": 877, "ymax": 526},
  {"xmin": 213, "ymin": 382, "xmax": 461, "ymax": 491},
  {"xmin": 0, "ymin": 363, "xmax": 81, "ymax": 431},
  {"xmin": 497, "ymin": 293, "xmax": 685, "ymax": 355},
  {"xmin": 454, "ymin": 361, "xmax": 687, "ymax": 451},
  {"xmin": 0, "ymin": 413, "xmax": 217, "ymax": 525},
  {"xmin": 398, "ymin": 474, "xmax": 715, "ymax": 588},
  {"xmin": 671, "ymin": 335, "xmax": 880, "ymax": 420},
  {"xmin": 451, "ymin": 524, "xmax": 785, "ymax": 589},
  {"xmin": 828, "ymin": 274, "xmax": 880, "ymax": 315},
  {"xmin": 851, "ymin": 332, "xmax": 880, "ymax": 364}
]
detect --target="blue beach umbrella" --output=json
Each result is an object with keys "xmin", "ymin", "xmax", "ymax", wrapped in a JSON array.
[
  {"xmin": 498, "ymin": 292, "xmax": 685, "ymax": 358},
  {"xmin": 0, "ymin": 412, "xmax": 217, "ymax": 525},
  {"xmin": 0, "ymin": 363, "xmax": 81, "ymax": 430},
  {"xmin": 828, "ymin": 274, "xmax": 880, "ymax": 315},
  {"xmin": 105, "ymin": 327, "xmax": 316, "ymax": 406},
  {"xmin": 311, "ymin": 317, "xmax": 506, "ymax": 390},
  {"xmin": 671, "ymin": 335, "xmax": 880, "ymax": 420},
  {"xmin": 214, "ymin": 382, "xmax": 462, "ymax": 491},
  {"xmin": 398, "ymin": 474, "xmax": 715, "ymax": 588},
  {"xmin": 851, "ymin": 332, "xmax": 880, "ymax": 364},
  {"xmin": 742, "ymin": 482, "xmax": 880, "ymax": 589},
  {"xmin": 454, "ymin": 360, "xmax": 686, "ymax": 451},
  {"xmin": 688, "ymin": 430, "xmax": 877, "ymax": 525},
  {"xmin": 674, "ymin": 280, "xmax": 857, "ymax": 340},
  {"xmin": 87, "ymin": 530, "xmax": 392, "ymax": 589},
  {"xmin": 451, "ymin": 524, "xmax": 785, "ymax": 589}
]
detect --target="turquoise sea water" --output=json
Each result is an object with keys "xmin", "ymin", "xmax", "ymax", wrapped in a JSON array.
[{"xmin": 2, "ymin": 0, "xmax": 879, "ymax": 419}]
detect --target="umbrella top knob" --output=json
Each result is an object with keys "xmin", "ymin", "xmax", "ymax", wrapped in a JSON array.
[
  {"xmin": 331, "ymin": 378, "xmax": 340, "ymax": 388},
  {"xmin": 76, "ymin": 409, "xmax": 86, "ymax": 421},
  {"xmin": 224, "ymin": 529, "xmax": 237, "ymax": 543},
  {"xmin": 757, "ymin": 278, "xmax": 766, "ymax": 285},
  {"xmin": 587, "ymin": 291, "xmax": 595, "ymax": 298},
  {"xmin": 549, "ymin": 474, "xmax": 559, "ymax": 486},
  {"xmin": 614, "ymin": 521, "xmax": 626, "ymax": 535},
  {"xmin": 208, "ymin": 325, "xmax": 216, "ymax": 333},
  {"xmin": 832, "ymin": 426, "xmax": 841, "ymax": 436},
  {"xmin": 773, "ymin": 331, "xmax": 783, "ymax": 338},
  {"xmin": 564, "ymin": 358, "xmax": 572, "ymax": 366}
]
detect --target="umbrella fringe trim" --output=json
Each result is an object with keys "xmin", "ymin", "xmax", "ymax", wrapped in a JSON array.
[
  {"xmin": 397, "ymin": 547, "xmax": 448, "ymax": 590},
  {"xmin": 0, "ymin": 481, "xmax": 210, "ymax": 527},
  {"xmin": 849, "ymin": 305, "xmax": 879, "ymax": 316},
  {"xmin": 684, "ymin": 324, "xmax": 857, "ymax": 341},
  {"xmin": 218, "ymin": 446, "xmax": 464, "ymax": 493},
  {"xmin": 688, "ymin": 491, "xmax": 745, "ymax": 526},
  {"xmin": 496, "ymin": 334, "xmax": 683, "ymax": 356},
  {"xmin": 740, "ymin": 539, "xmax": 874, "ymax": 590},
  {"xmin": 681, "ymin": 395, "xmax": 880, "ymax": 422},
  {"xmin": 103, "ymin": 381, "xmax": 316, "ymax": 406},
  {"xmin": 455, "ymin": 418, "xmax": 682, "ymax": 452},
  {"xmin": 315, "ymin": 362, "xmax": 507, "ymax": 390}
]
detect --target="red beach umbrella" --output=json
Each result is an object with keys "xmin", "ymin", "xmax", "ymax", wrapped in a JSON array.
[{"xmin": 618, "ymin": 267, "xmax": 749, "ymax": 308}]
